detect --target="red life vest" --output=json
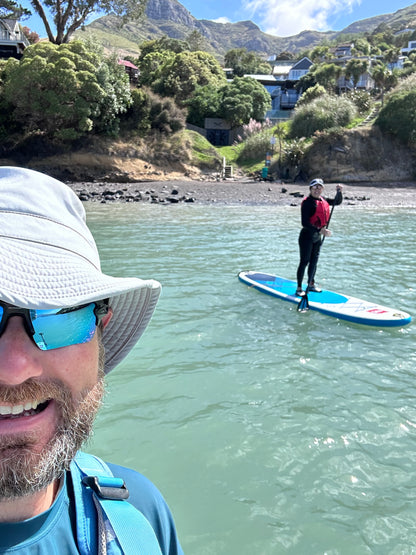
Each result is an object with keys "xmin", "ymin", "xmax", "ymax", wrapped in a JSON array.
[{"xmin": 306, "ymin": 196, "xmax": 330, "ymax": 229}]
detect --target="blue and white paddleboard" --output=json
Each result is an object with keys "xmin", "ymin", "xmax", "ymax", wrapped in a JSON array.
[{"xmin": 238, "ymin": 271, "xmax": 412, "ymax": 328}]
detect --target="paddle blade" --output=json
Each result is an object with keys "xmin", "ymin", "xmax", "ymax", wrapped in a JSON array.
[{"xmin": 297, "ymin": 294, "xmax": 309, "ymax": 312}]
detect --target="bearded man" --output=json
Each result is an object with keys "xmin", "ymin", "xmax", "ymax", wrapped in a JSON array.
[{"xmin": 0, "ymin": 167, "xmax": 183, "ymax": 554}]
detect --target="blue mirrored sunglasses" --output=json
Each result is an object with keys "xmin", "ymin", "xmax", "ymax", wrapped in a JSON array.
[{"xmin": 0, "ymin": 300, "xmax": 109, "ymax": 351}]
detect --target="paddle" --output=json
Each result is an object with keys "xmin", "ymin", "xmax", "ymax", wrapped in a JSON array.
[{"xmin": 297, "ymin": 200, "xmax": 337, "ymax": 313}]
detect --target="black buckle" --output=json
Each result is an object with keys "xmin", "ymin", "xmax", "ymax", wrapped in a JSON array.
[{"xmin": 82, "ymin": 475, "xmax": 130, "ymax": 500}]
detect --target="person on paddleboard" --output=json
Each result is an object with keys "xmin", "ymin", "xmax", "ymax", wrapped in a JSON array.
[{"xmin": 296, "ymin": 178, "xmax": 343, "ymax": 297}]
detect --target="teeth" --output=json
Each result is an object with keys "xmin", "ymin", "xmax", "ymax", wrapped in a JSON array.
[{"xmin": 0, "ymin": 400, "xmax": 43, "ymax": 416}]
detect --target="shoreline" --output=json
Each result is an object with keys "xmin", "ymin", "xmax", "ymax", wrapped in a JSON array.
[{"xmin": 67, "ymin": 178, "xmax": 416, "ymax": 208}]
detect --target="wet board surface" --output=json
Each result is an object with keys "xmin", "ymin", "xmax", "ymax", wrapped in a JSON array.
[{"xmin": 238, "ymin": 271, "xmax": 412, "ymax": 328}]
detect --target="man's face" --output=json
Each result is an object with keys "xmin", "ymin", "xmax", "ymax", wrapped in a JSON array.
[{"xmin": 0, "ymin": 312, "xmax": 106, "ymax": 499}]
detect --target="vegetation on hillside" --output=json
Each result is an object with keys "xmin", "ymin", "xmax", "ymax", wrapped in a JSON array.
[{"xmin": 2, "ymin": 8, "xmax": 416, "ymax": 179}]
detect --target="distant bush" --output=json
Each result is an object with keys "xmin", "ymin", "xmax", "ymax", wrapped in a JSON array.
[
  {"xmin": 122, "ymin": 87, "xmax": 186, "ymax": 135},
  {"xmin": 237, "ymin": 129, "xmax": 273, "ymax": 162},
  {"xmin": 347, "ymin": 90, "xmax": 373, "ymax": 115},
  {"xmin": 295, "ymin": 84, "xmax": 326, "ymax": 107},
  {"xmin": 235, "ymin": 118, "xmax": 272, "ymax": 142},
  {"xmin": 376, "ymin": 89, "xmax": 416, "ymax": 144},
  {"xmin": 149, "ymin": 92, "xmax": 186, "ymax": 134},
  {"xmin": 387, "ymin": 72, "xmax": 416, "ymax": 94},
  {"xmin": 289, "ymin": 94, "xmax": 357, "ymax": 138}
]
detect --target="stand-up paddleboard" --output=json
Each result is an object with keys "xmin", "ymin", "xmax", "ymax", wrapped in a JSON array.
[{"xmin": 238, "ymin": 271, "xmax": 412, "ymax": 328}]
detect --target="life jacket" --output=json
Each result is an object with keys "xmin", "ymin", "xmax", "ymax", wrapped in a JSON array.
[
  {"xmin": 308, "ymin": 197, "xmax": 330, "ymax": 229},
  {"xmin": 70, "ymin": 451, "xmax": 163, "ymax": 555}
]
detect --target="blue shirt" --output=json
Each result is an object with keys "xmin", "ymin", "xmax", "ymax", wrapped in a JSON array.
[{"xmin": 0, "ymin": 461, "xmax": 183, "ymax": 554}]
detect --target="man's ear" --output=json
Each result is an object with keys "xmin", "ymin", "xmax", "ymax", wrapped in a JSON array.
[{"xmin": 102, "ymin": 307, "xmax": 113, "ymax": 329}]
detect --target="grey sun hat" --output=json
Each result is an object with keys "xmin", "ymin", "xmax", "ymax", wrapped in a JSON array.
[{"xmin": 0, "ymin": 166, "xmax": 161, "ymax": 373}]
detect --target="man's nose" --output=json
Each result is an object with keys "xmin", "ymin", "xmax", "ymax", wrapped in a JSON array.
[{"xmin": 0, "ymin": 316, "xmax": 43, "ymax": 386}]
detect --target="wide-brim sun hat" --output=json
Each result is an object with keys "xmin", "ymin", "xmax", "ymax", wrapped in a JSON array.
[{"xmin": 0, "ymin": 166, "xmax": 161, "ymax": 373}]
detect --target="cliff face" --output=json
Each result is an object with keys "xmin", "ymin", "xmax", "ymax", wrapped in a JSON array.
[
  {"xmin": 1, "ymin": 128, "xmax": 414, "ymax": 185},
  {"xmin": 302, "ymin": 127, "xmax": 416, "ymax": 183},
  {"xmin": 145, "ymin": 0, "xmax": 195, "ymax": 27}
]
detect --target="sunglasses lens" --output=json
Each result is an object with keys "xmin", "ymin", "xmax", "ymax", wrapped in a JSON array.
[{"xmin": 31, "ymin": 303, "xmax": 97, "ymax": 350}]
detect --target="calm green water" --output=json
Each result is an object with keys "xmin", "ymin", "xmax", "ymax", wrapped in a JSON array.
[{"xmin": 86, "ymin": 201, "xmax": 416, "ymax": 555}]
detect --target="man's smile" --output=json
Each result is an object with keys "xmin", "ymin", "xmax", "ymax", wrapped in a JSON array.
[{"xmin": 0, "ymin": 400, "xmax": 51, "ymax": 419}]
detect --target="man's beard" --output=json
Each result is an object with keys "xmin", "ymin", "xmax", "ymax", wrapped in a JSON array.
[{"xmin": 0, "ymin": 373, "xmax": 105, "ymax": 500}]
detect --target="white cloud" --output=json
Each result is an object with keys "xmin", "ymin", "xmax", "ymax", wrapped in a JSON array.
[
  {"xmin": 242, "ymin": 0, "xmax": 360, "ymax": 36},
  {"xmin": 211, "ymin": 16, "xmax": 232, "ymax": 24}
]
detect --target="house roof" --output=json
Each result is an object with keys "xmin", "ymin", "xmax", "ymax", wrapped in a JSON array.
[
  {"xmin": 244, "ymin": 74, "xmax": 276, "ymax": 82},
  {"xmin": 290, "ymin": 57, "xmax": 313, "ymax": 70},
  {"xmin": 1, "ymin": 19, "xmax": 18, "ymax": 34},
  {"xmin": 0, "ymin": 18, "xmax": 29, "ymax": 48},
  {"xmin": 273, "ymin": 65, "xmax": 292, "ymax": 75},
  {"xmin": 118, "ymin": 59, "xmax": 138, "ymax": 70}
]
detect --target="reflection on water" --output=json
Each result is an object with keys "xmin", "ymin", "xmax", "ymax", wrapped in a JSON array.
[{"xmin": 86, "ymin": 203, "xmax": 416, "ymax": 554}]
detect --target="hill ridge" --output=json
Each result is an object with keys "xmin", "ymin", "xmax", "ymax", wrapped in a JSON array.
[{"xmin": 84, "ymin": 0, "xmax": 416, "ymax": 58}]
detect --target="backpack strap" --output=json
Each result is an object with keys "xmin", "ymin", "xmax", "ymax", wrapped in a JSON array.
[{"xmin": 70, "ymin": 451, "xmax": 162, "ymax": 555}]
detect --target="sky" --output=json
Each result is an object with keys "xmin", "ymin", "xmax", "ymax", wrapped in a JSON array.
[{"xmin": 20, "ymin": 0, "xmax": 416, "ymax": 39}]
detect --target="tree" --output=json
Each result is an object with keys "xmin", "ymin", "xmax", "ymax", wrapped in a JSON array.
[
  {"xmin": 275, "ymin": 51, "xmax": 295, "ymax": 61},
  {"xmin": 3, "ymin": 40, "xmax": 131, "ymax": 141},
  {"xmin": 186, "ymin": 30, "xmax": 207, "ymax": 52},
  {"xmin": 0, "ymin": 0, "xmax": 30, "ymax": 18},
  {"xmin": 371, "ymin": 63, "xmax": 396, "ymax": 105},
  {"xmin": 352, "ymin": 38, "xmax": 370, "ymax": 56},
  {"xmin": 185, "ymin": 84, "xmax": 221, "ymax": 127},
  {"xmin": 138, "ymin": 50, "xmax": 174, "ymax": 87},
  {"xmin": 28, "ymin": 0, "xmax": 147, "ymax": 44},
  {"xmin": 312, "ymin": 63, "xmax": 342, "ymax": 92},
  {"xmin": 383, "ymin": 47, "xmax": 400, "ymax": 65},
  {"xmin": 224, "ymin": 48, "xmax": 270, "ymax": 77},
  {"xmin": 309, "ymin": 46, "xmax": 331, "ymax": 63},
  {"xmin": 154, "ymin": 51, "xmax": 225, "ymax": 105},
  {"xmin": 22, "ymin": 26, "xmax": 40, "ymax": 44},
  {"xmin": 138, "ymin": 36, "xmax": 188, "ymax": 59},
  {"xmin": 345, "ymin": 58, "xmax": 369, "ymax": 88},
  {"xmin": 218, "ymin": 76, "xmax": 271, "ymax": 126},
  {"xmin": 296, "ymin": 70, "xmax": 317, "ymax": 93}
]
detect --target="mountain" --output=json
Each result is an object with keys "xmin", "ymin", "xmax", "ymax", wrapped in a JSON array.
[{"xmin": 82, "ymin": 0, "xmax": 416, "ymax": 59}]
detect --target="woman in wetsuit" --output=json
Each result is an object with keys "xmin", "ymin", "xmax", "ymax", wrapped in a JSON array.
[{"xmin": 296, "ymin": 178, "xmax": 343, "ymax": 297}]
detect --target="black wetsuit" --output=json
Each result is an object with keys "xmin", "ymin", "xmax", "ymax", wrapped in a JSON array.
[{"xmin": 296, "ymin": 191, "xmax": 343, "ymax": 289}]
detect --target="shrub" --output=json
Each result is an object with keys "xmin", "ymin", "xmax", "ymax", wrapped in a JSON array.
[
  {"xmin": 347, "ymin": 90, "xmax": 373, "ymax": 115},
  {"xmin": 122, "ymin": 87, "xmax": 186, "ymax": 135},
  {"xmin": 237, "ymin": 129, "xmax": 273, "ymax": 162},
  {"xmin": 376, "ymin": 89, "xmax": 416, "ymax": 144},
  {"xmin": 296, "ymin": 84, "xmax": 326, "ymax": 107},
  {"xmin": 289, "ymin": 94, "xmax": 357, "ymax": 138},
  {"xmin": 236, "ymin": 118, "xmax": 272, "ymax": 143}
]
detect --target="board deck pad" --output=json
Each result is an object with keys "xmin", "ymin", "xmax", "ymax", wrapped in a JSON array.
[{"xmin": 238, "ymin": 271, "xmax": 411, "ymax": 327}]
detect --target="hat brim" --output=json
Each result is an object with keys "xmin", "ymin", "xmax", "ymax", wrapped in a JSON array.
[{"xmin": 0, "ymin": 237, "xmax": 161, "ymax": 373}]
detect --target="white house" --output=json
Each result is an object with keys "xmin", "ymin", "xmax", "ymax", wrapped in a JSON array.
[
  {"xmin": 401, "ymin": 40, "xmax": 416, "ymax": 55},
  {"xmin": 0, "ymin": 19, "xmax": 29, "ymax": 59}
]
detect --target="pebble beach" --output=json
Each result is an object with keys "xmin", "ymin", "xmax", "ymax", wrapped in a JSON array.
[{"xmin": 68, "ymin": 178, "xmax": 416, "ymax": 208}]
